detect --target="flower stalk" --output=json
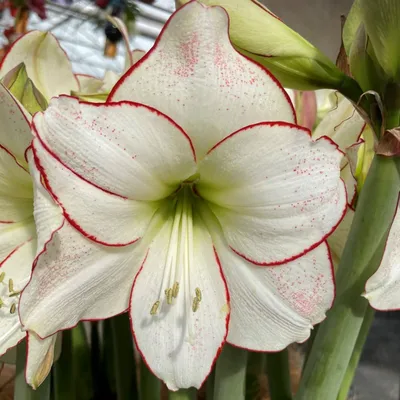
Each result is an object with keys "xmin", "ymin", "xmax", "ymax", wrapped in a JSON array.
[
  {"xmin": 266, "ymin": 349, "xmax": 292, "ymax": 400},
  {"xmin": 168, "ymin": 388, "xmax": 196, "ymax": 400},
  {"xmin": 296, "ymin": 155, "xmax": 400, "ymax": 400},
  {"xmin": 336, "ymin": 306, "xmax": 375, "ymax": 400},
  {"xmin": 213, "ymin": 345, "xmax": 248, "ymax": 400}
]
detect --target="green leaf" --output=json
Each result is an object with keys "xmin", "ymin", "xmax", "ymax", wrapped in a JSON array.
[
  {"xmin": 343, "ymin": 0, "xmax": 362, "ymax": 56},
  {"xmin": 266, "ymin": 349, "xmax": 292, "ymax": 400}
]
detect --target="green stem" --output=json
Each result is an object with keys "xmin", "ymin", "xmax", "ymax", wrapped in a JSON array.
[
  {"xmin": 245, "ymin": 352, "xmax": 266, "ymax": 400},
  {"xmin": 168, "ymin": 388, "xmax": 196, "ymax": 400},
  {"xmin": 53, "ymin": 330, "xmax": 74, "ymax": 400},
  {"xmin": 206, "ymin": 367, "xmax": 215, "ymax": 400},
  {"xmin": 214, "ymin": 344, "xmax": 248, "ymax": 400},
  {"xmin": 336, "ymin": 307, "xmax": 375, "ymax": 400},
  {"xmin": 266, "ymin": 349, "xmax": 292, "ymax": 400},
  {"xmin": 14, "ymin": 340, "xmax": 50, "ymax": 400},
  {"xmin": 139, "ymin": 359, "xmax": 161, "ymax": 400},
  {"xmin": 296, "ymin": 156, "xmax": 400, "ymax": 400},
  {"xmin": 111, "ymin": 313, "xmax": 138, "ymax": 400}
]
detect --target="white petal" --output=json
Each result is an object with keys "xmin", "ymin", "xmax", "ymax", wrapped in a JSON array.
[
  {"xmin": 0, "ymin": 146, "xmax": 33, "ymax": 223},
  {"xmin": 0, "ymin": 239, "xmax": 36, "ymax": 356},
  {"xmin": 19, "ymin": 221, "xmax": 143, "ymax": 338},
  {"xmin": 196, "ymin": 122, "xmax": 346, "ymax": 265},
  {"xmin": 27, "ymin": 149, "xmax": 64, "ymax": 253},
  {"xmin": 197, "ymin": 199, "xmax": 333, "ymax": 350},
  {"xmin": 130, "ymin": 215, "xmax": 229, "ymax": 390},
  {"xmin": 221, "ymin": 242, "xmax": 333, "ymax": 350},
  {"xmin": 32, "ymin": 137, "xmax": 159, "ymax": 246},
  {"xmin": 327, "ymin": 207, "xmax": 354, "ymax": 269},
  {"xmin": 365, "ymin": 198, "xmax": 400, "ymax": 310},
  {"xmin": 26, "ymin": 333, "xmax": 57, "ymax": 389},
  {"xmin": 313, "ymin": 97, "xmax": 365, "ymax": 168},
  {"xmin": 109, "ymin": 1, "xmax": 295, "ymax": 159},
  {"xmin": 0, "ymin": 220, "xmax": 35, "ymax": 264},
  {"xmin": 33, "ymin": 97, "xmax": 197, "ymax": 202},
  {"xmin": 0, "ymin": 83, "xmax": 32, "ymax": 162},
  {"xmin": 76, "ymin": 74, "xmax": 104, "ymax": 94},
  {"xmin": 0, "ymin": 31, "xmax": 78, "ymax": 100},
  {"xmin": 341, "ymin": 163, "xmax": 357, "ymax": 206}
]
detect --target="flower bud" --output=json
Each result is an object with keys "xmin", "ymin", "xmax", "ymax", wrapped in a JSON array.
[
  {"xmin": 177, "ymin": 0, "xmax": 347, "ymax": 90},
  {"xmin": 1, "ymin": 62, "xmax": 47, "ymax": 113}
]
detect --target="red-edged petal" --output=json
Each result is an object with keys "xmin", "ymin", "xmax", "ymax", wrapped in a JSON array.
[
  {"xmin": 19, "ymin": 220, "xmax": 144, "ymax": 339},
  {"xmin": 109, "ymin": 1, "xmax": 295, "ymax": 159},
  {"xmin": 196, "ymin": 121, "xmax": 346, "ymax": 266},
  {"xmin": 31, "ymin": 136, "xmax": 159, "ymax": 247},
  {"xmin": 32, "ymin": 96, "xmax": 197, "ymax": 202},
  {"xmin": 0, "ymin": 83, "xmax": 32, "ymax": 163},
  {"xmin": 130, "ymin": 214, "xmax": 229, "ymax": 390}
]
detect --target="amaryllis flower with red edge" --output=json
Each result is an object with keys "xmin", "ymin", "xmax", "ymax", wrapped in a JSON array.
[
  {"xmin": 20, "ymin": 1, "xmax": 346, "ymax": 390},
  {"xmin": 0, "ymin": 83, "xmax": 63, "ymax": 388}
]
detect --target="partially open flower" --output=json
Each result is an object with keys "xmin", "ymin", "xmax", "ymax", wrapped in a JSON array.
[
  {"xmin": 20, "ymin": 1, "xmax": 346, "ymax": 390},
  {"xmin": 0, "ymin": 83, "xmax": 64, "ymax": 388},
  {"xmin": 0, "ymin": 31, "xmax": 78, "ymax": 101}
]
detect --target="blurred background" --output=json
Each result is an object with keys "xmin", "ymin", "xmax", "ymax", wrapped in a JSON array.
[{"xmin": 0, "ymin": 0, "xmax": 399, "ymax": 399}]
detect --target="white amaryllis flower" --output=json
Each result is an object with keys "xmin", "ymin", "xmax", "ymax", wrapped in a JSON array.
[
  {"xmin": 20, "ymin": 1, "xmax": 346, "ymax": 390},
  {"xmin": 0, "ymin": 83, "xmax": 64, "ymax": 387},
  {"xmin": 0, "ymin": 30, "xmax": 78, "ymax": 101}
]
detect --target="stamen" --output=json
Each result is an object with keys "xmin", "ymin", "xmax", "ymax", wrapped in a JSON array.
[
  {"xmin": 166, "ymin": 288, "xmax": 173, "ymax": 305},
  {"xmin": 195, "ymin": 287, "xmax": 202, "ymax": 302},
  {"xmin": 150, "ymin": 301, "xmax": 160, "ymax": 315},
  {"xmin": 9, "ymin": 291, "xmax": 20, "ymax": 298},
  {"xmin": 8, "ymin": 279, "xmax": 13, "ymax": 293},
  {"xmin": 0, "ymin": 298, "xmax": 3, "ymax": 308},
  {"xmin": 172, "ymin": 282, "xmax": 179, "ymax": 298},
  {"xmin": 192, "ymin": 297, "xmax": 200, "ymax": 312},
  {"xmin": 10, "ymin": 303, "xmax": 16, "ymax": 314},
  {"xmin": 0, "ymin": 272, "xmax": 5, "ymax": 283}
]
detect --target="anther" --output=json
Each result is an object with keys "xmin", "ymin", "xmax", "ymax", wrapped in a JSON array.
[
  {"xmin": 150, "ymin": 301, "xmax": 160, "ymax": 315},
  {"xmin": 0, "ymin": 272, "xmax": 5, "ymax": 283},
  {"xmin": 172, "ymin": 282, "xmax": 179, "ymax": 298},
  {"xmin": 0, "ymin": 298, "xmax": 3, "ymax": 308},
  {"xmin": 192, "ymin": 297, "xmax": 200, "ymax": 312},
  {"xmin": 8, "ymin": 279, "xmax": 13, "ymax": 293},
  {"xmin": 195, "ymin": 287, "xmax": 202, "ymax": 302},
  {"xmin": 9, "ymin": 291, "xmax": 20, "ymax": 298},
  {"xmin": 10, "ymin": 303, "xmax": 16, "ymax": 314},
  {"xmin": 166, "ymin": 288, "xmax": 173, "ymax": 305}
]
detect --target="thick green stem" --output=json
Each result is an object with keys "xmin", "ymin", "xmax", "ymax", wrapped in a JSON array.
[
  {"xmin": 336, "ymin": 307, "xmax": 375, "ymax": 400},
  {"xmin": 168, "ymin": 388, "xmax": 196, "ymax": 400},
  {"xmin": 214, "ymin": 344, "xmax": 248, "ymax": 400},
  {"xmin": 296, "ymin": 156, "xmax": 400, "ymax": 400},
  {"xmin": 139, "ymin": 359, "xmax": 161, "ymax": 400},
  {"xmin": 245, "ymin": 352, "xmax": 266, "ymax": 400},
  {"xmin": 266, "ymin": 349, "xmax": 292, "ymax": 400},
  {"xmin": 14, "ymin": 340, "xmax": 50, "ymax": 400},
  {"xmin": 206, "ymin": 367, "xmax": 215, "ymax": 400},
  {"xmin": 111, "ymin": 313, "xmax": 138, "ymax": 400}
]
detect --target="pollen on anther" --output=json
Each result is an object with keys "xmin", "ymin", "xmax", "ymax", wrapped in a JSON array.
[
  {"xmin": 10, "ymin": 303, "xmax": 16, "ymax": 314},
  {"xmin": 0, "ymin": 272, "xmax": 5, "ymax": 283},
  {"xmin": 150, "ymin": 301, "xmax": 160, "ymax": 315},
  {"xmin": 166, "ymin": 288, "xmax": 173, "ymax": 305},
  {"xmin": 192, "ymin": 297, "xmax": 200, "ymax": 312},
  {"xmin": 8, "ymin": 279, "xmax": 13, "ymax": 293},
  {"xmin": 195, "ymin": 287, "xmax": 202, "ymax": 302},
  {"xmin": 172, "ymin": 282, "xmax": 179, "ymax": 298}
]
